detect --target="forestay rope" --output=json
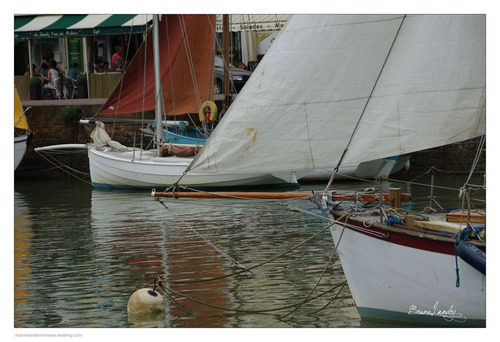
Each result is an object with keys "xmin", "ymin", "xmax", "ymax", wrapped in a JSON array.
[{"xmin": 324, "ymin": 15, "xmax": 407, "ymax": 193}]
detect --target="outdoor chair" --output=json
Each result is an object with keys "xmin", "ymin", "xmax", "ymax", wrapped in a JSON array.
[
  {"xmin": 46, "ymin": 78, "xmax": 62, "ymax": 99},
  {"xmin": 64, "ymin": 78, "xmax": 77, "ymax": 99}
]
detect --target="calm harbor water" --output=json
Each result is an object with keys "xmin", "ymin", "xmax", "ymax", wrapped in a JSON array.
[{"xmin": 13, "ymin": 173, "xmax": 485, "ymax": 329}]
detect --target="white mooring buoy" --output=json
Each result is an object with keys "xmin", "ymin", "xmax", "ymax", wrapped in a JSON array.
[
  {"xmin": 127, "ymin": 277, "xmax": 167, "ymax": 326},
  {"xmin": 127, "ymin": 288, "xmax": 166, "ymax": 314}
]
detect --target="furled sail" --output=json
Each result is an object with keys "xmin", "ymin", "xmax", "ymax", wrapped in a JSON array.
[
  {"xmin": 14, "ymin": 86, "xmax": 28, "ymax": 130},
  {"xmin": 99, "ymin": 14, "xmax": 215, "ymax": 116},
  {"xmin": 188, "ymin": 14, "xmax": 486, "ymax": 175}
]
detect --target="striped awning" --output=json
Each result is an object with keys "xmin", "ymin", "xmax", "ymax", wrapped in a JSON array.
[{"xmin": 14, "ymin": 14, "xmax": 153, "ymax": 39}]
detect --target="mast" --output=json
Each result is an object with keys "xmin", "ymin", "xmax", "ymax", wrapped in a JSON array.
[
  {"xmin": 187, "ymin": 15, "xmax": 486, "ymax": 177},
  {"xmin": 223, "ymin": 14, "xmax": 231, "ymax": 111},
  {"xmin": 153, "ymin": 14, "xmax": 164, "ymax": 156}
]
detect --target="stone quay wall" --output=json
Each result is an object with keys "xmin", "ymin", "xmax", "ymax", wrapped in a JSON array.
[
  {"xmin": 15, "ymin": 101, "xmax": 486, "ymax": 182},
  {"xmin": 15, "ymin": 100, "xmax": 158, "ymax": 181}
]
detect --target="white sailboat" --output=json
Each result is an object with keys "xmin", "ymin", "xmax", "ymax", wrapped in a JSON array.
[
  {"xmin": 181, "ymin": 15, "xmax": 486, "ymax": 326},
  {"xmin": 14, "ymin": 86, "xmax": 33, "ymax": 170},
  {"xmin": 87, "ymin": 15, "xmax": 296, "ymax": 190},
  {"xmin": 37, "ymin": 15, "xmax": 297, "ymax": 190}
]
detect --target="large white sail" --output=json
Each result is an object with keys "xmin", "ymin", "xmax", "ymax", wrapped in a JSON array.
[{"xmin": 188, "ymin": 14, "xmax": 485, "ymax": 175}]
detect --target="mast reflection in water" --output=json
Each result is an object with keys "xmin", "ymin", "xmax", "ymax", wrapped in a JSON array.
[{"xmin": 14, "ymin": 179, "xmax": 358, "ymax": 328}]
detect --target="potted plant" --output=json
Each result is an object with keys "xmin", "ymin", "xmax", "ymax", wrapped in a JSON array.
[
  {"xmin": 61, "ymin": 105, "xmax": 78, "ymax": 125},
  {"xmin": 61, "ymin": 105, "xmax": 81, "ymax": 142},
  {"xmin": 29, "ymin": 77, "xmax": 42, "ymax": 100},
  {"xmin": 76, "ymin": 74, "xmax": 88, "ymax": 98}
]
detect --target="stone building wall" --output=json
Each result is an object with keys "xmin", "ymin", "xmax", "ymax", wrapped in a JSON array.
[{"xmin": 402, "ymin": 137, "xmax": 486, "ymax": 175}]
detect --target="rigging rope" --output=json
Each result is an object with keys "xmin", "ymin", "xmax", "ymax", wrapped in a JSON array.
[
  {"xmin": 158, "ymin": 279, "xmax": 347, "ymax": 315},
  {"xmin": 110, "ymin": 19, "xmax": 136, "ymax": 139},
  {"xmin": 161, "ymin": 15, "xmax": 210, "ymax": 141},
  {"xmin": 324, "ymin": 15, "xmax": 407, "ymax": 193},
  {"xmin": 134, "ymin": 20, "xmax": 149, "ymax": 161},
  {"xmin": 156, "ymin": 201, "xmax": 341, "ymax": 285},
  {"xmin": 152, "ymin": 213, "xmax": 350, "ymax": 316},
  {"xmin": 34, "ymin": 145, "xmax": 92, "ymax": 185},
  {"xmin": 157, "ymin": 198, "xmax": 249, "ymax": 272},
  {"xmin": 281, "ymin": 213, "xmax": 349, "ymax": 318},
  {"xmin": 179, "ymin": 15, "xmax": 203, "ymax": 111},
  {"xmin": 309, "ymin": 280, "xmax": 347, "ymax": 314},
  {"xmin": 163, "ymin": 15, "xmax": 176, "ymax": 120},
  {"xmin": 462, "ymin": 134, "xmax": 486, "ymax": 191}
]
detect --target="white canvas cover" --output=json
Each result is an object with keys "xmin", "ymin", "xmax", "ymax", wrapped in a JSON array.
[
  {"xmin": 188, "ymin": 14, "xmax": 486, "ymax": 175},
  {"xmin": 90, "ymin": 121, "xmax": 129, "ymax": 152}
]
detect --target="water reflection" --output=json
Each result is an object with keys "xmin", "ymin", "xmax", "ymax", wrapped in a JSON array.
[
  {"xmin": 14, "ymin": 180, "xmax": 359, "ymax": 328},
  {"xmin": 14, "ymin": 173, "xmax": 484, "ymax": 328}
]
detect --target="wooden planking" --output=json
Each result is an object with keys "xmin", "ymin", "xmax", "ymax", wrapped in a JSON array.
[
  {"xmin": 446, "ymin": 210, "xmax": 486, "ymax": 223},
  {"xmin": 414, "ymin": 219, "xmax": 485, "ymax": 238}
]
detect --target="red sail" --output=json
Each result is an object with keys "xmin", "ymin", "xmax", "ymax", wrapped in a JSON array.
[{"xmin": 98, "ymin": 14, "xmax": 215, "ymax": 116}]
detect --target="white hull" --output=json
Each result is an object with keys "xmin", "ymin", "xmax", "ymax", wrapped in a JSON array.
[
  {"xmin": 14, "ymin": 135, "xmax": 29, "ymax": 170},
  {"xmin": 88, "ymin": 146, "xmax": 298, "ymax": 189},
  {"xmin": 329, "ymin": 216, "xmax": 485, "ymax": 326},
  {"xmin": 296, "ymin": 155, "xmax": 411, "ymax": 181}
]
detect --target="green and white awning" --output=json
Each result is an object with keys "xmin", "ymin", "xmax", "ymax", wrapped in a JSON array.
[{"xmin": 14, "ymin": 14, "xmax": 153, "ymax": 39}]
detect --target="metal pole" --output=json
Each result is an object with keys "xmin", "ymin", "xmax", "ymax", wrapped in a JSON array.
[
  {"xmin": 223, "ymin": 14, "xmax": 231, "ymax": 110},
  {"xmin": 82, "ymin": 37, "xmax": 90, "ymax": 97},
  {"xmin": 466, "ymin": 187, "xmax": 472, "ymax": 225},
  {"xmin": 27, "ymin": 39, "xmax": 33, "ymax": 78},
  {"xmin": 379, "ymin": 177, "xmax": 383, "ymax": 223},
  {"xmin": 429, "ymin": 169, "xmax": 435, "ymax": 209},
  {"xmin": 153, "ymin": 15, "xmax": 164, "ymax": 156}
]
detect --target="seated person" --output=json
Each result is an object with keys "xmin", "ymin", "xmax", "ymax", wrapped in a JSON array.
[
  {"xmin": 101, "ymin": 61, "xmax": 111, "ymax": 72},
  {"xmin": 94, "ymin": 59, "xmax": 103, "ymax": 73},
  {"xmin": 41, "ymin": 60, "xmax": 60, "ymax": 98},
  {"xmin": 39, "ymin": 63, "xmax": 48, "ymax": 85},
  {"xmin": 66, "ymin": 63, "xmax": 79, "ymax": 80}
]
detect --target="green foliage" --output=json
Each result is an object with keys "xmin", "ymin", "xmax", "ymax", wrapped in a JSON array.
[
  {"xmin": 30, "ymin": 77, "xmax": 41, "ymax": 86},
  {"xmin": 61, "ymin": 105, "xmax": 78, "ymax": 125},
  {"xmin": 77, "ymin": 74, "xmax": 87, "ymax": 85}
]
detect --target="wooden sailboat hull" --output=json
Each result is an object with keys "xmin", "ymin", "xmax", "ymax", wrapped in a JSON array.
[
  {"xmin": 14, "ymin": 134, "xmax": 30, "ymax": 170},
  {"xmin": 329, "ymin": 211, "xmax": 486, "ymax": 326},
  {"xmin": 88, "ymin": 146, "xmax": 298, "ymax": 190}
]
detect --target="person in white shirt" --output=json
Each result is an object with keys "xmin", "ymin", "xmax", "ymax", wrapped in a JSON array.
[{"xmin": 42, "ymin": 60, "xmax": 60, "ymax": 98}]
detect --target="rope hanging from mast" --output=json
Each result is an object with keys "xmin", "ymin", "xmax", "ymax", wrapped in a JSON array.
[{"xmin": 323, "ymin": 15, "xmax": 407, "ymax": 193}]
